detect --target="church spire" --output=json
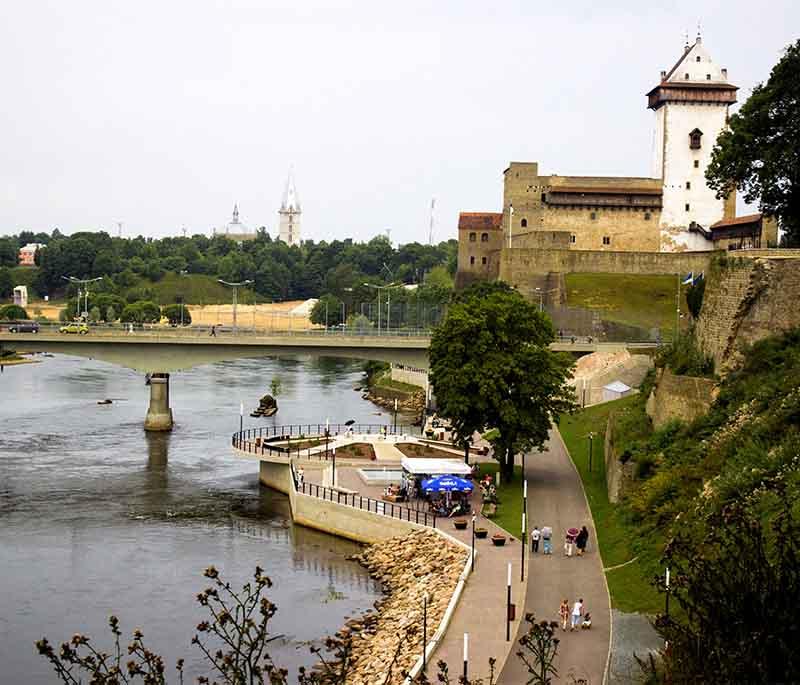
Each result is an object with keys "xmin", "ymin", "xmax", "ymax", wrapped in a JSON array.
[
  {"xmin": 281, "ymin": 168, "xmax": 301, "ymax": 212},
  {"xmin": 233, "ymin": 203, "xmax": 239, "ymax": 223}
]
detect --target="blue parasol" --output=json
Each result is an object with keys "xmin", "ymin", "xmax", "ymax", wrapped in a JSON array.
[{"xmin": 421, "ymin": 475, "xmax": 474, "ymax": 493}]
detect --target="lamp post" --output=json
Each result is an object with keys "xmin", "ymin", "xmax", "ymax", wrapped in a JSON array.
[
  {"xmin": 588, "ymin": 432, "xmax": 594, "ymax": 472},
  {"xmin": 463, "ymin": 633, "xmax": 469, "ymax": 682},
  {"xmin": 506, "ymin": 562, "xmax": 512, "ymax": 642},
  {"xmin": 61, "ymin": 276, "xmax": 102, "ymax": 320},
  {"xmin": 217, "ymin": 279, "xmax": 253, "ymax": 334},
  {"xmin": 665, "ymin": 567, "xmax": 671, "ymax": 619},
  {"xmin": 393, "ymin": 398, "xmax": 398, "ymax": 434},
  {"xmin": 422, "ymin": 593, "xmax": 429, "ymax": 672},
  {"xmin": 332, "ymin": 446, "xmax": 336, "ymax": 487},
  {"xmin": 239, "ymin": 401, "xmax": 244, "ymax": 438},
  {"xmin": 521, "ymin": 511, "xmax": 526, "ymax": 582},
  {"xmin": 471, "ymin": 514, "xmax": 476, "ymax": 572},
  {"xmin": 325, "ymin": 417, "xmax": 330, "ymax": 461},
  {"xmin": 363, "ymin": 282, "xmax": 403, "ymax": 335}
]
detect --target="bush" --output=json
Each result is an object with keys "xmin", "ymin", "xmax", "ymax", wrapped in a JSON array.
[
  {"xmin": 656, "ymin": 332, "xmax": 714, "ymax": 377},
  {"xmin": 0, "ymin": 304, "xmax": 29, "ymax": 320},
  {"xmin": 105, "ymin": 305, "xmax": 117, "ymax": 322},
  {"xmin": 88, "ymin": 306, "xmax": 102, "ymax": 323},
  {"xmin": 685, "ymin": 278, "xmax": 705, "ymax": 318},
  {"xmin": 121, "ymin": 300, "xmax": 161, "ymax": 324},
  {"xmin": 161, "ymin": 304, "xmax": 191, "ymax": 326}
]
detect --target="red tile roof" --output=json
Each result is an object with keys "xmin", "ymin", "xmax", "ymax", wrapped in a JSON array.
[
  {"xmin": 711, "ymin": 213, "xmax": 762, "ymax": 229},
  {"xmin": 458, "ymin": 212, "xmax": 503, "ymax": 231}
]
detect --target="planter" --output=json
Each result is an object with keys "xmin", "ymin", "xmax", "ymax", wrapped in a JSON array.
[
  {"xmin": 474, "ymin": 528, "xmax": 489, "ymax": 539},
  {"xmin": 491, "ymin": 535, "xmax": 507, "ymax": 547},
  {"xmin": 453, "ymin": 519, "xmax": 468, "ymax": 530}
]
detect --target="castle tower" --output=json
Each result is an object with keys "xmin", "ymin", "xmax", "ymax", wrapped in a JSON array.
[
  {"xmin": 278, "ymin": 170, "xmax": 301, "ymax": 246},
  {"xmin": 648, "ymin": 33, "xmax": 738, "ymax": 251}
]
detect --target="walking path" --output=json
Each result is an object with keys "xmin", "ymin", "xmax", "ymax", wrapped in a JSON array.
[{"xmin": 497, "ymin": 430, "xmax": 611, "ymax": 685}]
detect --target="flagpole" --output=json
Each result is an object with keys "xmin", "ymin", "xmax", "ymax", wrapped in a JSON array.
[{"xmin": 675, "ymin": 272, "xmax": 681, "ymax": 343}]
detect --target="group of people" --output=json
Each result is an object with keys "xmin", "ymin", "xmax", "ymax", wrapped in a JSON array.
[
  {"xmin": 559, "ymin": 598, "xmax": 592, "ymax": 632},
  {"xmin": 529, "ymin": 525, "xmax": 589, "ymax": 557}
]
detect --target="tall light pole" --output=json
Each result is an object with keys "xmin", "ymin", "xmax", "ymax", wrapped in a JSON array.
[
  {"xmin": 506, "ymin": 562, "xmax": 512, "ymax": 642},
  {"xmin": 61, "ymin": 276, "xmax": 102, "ymax": 320},
  {"xmin": 363, "ymin": 283, "xmax": 403, "ymax": 334},
  {"xmin": 218, "ymin": 279, "xmax": 253, "ymax": 334}
]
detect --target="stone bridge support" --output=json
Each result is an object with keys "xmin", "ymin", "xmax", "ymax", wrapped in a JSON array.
[{"xmin": 144, "ymin": 373, "xmax": 174, "ymax": 431}]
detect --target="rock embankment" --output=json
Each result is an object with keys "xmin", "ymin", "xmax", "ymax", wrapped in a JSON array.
[
  {"xmin": 361, "ymin": 387, "xmax": 425, "ymax": 422},
  {"xmin": 341, "ymin": 529, "xmax": 466, "ymax": 684}
]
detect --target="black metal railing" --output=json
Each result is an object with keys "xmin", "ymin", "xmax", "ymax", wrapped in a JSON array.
[{"xmin": 294, "ymin": 479, "xmax": 436, "ymax": 529}]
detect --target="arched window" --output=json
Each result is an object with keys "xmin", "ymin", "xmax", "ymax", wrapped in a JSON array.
[
  {"xmin": 469, "ymin": 232, "xmax": 476, "ymax": 242},
  {"xmin": 481, "ymin": 232, "xmax": 489, "ymax": 242},
  {"xmin": 521, "ymin": 218, "xmax": 528, "ymax": 228},
  {"xmin": 689, "ymin": 128, "xmax": 703, "ymax": 150}
]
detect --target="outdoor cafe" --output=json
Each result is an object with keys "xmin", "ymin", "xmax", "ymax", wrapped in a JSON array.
[{"xmin": 399, "ymin": 457, "xmax": 474, "ymax": 517}]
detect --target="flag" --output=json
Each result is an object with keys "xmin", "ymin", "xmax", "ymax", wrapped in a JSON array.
[{"xmin": 682, "ymin": 272, "xmax": 694, "ymax": 285}]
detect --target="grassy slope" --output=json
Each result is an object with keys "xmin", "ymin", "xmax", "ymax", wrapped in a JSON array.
[
  {"xmin": 476, "ymin": 462, "xmax": 523, "ymax": 539},
  {"xmin": 132, "ymin": 273, "xmax": 257, "ymax": 305},
  {"xmin": 565, "ymin": 273, "xmax": 689, "ymax": 333},
  {"xmin": 559, "ymin": 397, "xmax": 662, "ymax": 614}
]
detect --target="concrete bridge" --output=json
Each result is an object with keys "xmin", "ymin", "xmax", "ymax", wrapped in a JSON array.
[{"xmin": 0, "ymin": 326, "xmax": 656, "ymax": 431}]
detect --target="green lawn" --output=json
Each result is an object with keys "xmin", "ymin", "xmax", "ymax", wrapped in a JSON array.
[
  {"xmin": 565, "ymin": 272, "xmax": 689, "ymax": 334},
  {"xmin": 132, "ymin": 273, "xmax": 257, "ymax": 305},
  {"xmin": 476, "ymin": 462, "xmax": 524, "ymax": 539},
  {"xmin": 372, "ymin": 371, "xmax": 423, "ymax": 396},
  {"xmin": 559, "ymin": 398, "xmax": 662, "ymax": 614}
]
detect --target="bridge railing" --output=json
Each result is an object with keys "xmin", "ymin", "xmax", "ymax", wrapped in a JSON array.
[{"xmin": 231, "ymin": 423, "xmax": 422, "ymax": 460}]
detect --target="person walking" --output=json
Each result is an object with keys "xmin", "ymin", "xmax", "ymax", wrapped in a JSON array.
[
  {"xmin": 541, "ymin": 525, "xmax": 553, "ymax": 554},
  {"xmin": 210, "ymin": 325, "xmax": 217, "ymax": 338},
  {"xmin": 559, "ymin": 599, "xmax": 570, "ymax": 632},
  {"xmin": 576, "ymin": 525, "xmax": 589, "ymax": 556},
  {"xmin": 565, "ymin": 530, "xmax": 575, "ymax": 557},
  {"xmin": 531, "ymin": 526, "xmax": 541, "ymax": 553},
  {"xmin": 571, "ymin": 598, "xmax": 584, "ymax": 631}
]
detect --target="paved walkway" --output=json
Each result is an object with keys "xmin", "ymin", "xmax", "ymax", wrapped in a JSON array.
[{"xmin": 497, "ymin": 430, "xmax": 610, "ymax": 685}]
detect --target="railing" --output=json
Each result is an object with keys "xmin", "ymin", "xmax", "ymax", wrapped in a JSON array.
[
  {"xmin": 231, "ymin": 423, "xmax": 422, "ymax": 460},
  {"xmin": 295, "ymin": 479, "xmax": 437, "ymax": 529}
]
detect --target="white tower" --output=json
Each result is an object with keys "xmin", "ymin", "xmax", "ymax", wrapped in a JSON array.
[
  {"xmin": 278, "ymin": 170, "xmax": 301, "ymax": 246},
  {"xmin": 648, "ymin": 34, "xmax": 738, "ymax": 251}
]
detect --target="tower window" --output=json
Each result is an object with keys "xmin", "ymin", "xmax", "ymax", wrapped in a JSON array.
[
  {"xmin": 469, "ymin": 232, "xmax": 476, "ymax": 242},
  {"xmin": 570, "ymin": 234, "xmax": 576, "ymax": 244},
  {"xmin": 694, "ymin": 160, "xmax": 700, "ymax": 168},
  {"xmin": 590, "ymin": 212, "xmax": 597, "ymax": 220},
  {"xmin": 686, "ymin": 181, "xmax": 691, "ymax": 189},
  {"xmin": 684, "ymin": 73, "xmax": 690, "ymax": 80},
  {"xmin": 689, "ymin": 128, "xmax": 703, "ymax": 150},
  {"xmin": 481, "ymin": 232, "xmax": 489, "ymax": 242},
  {"xmin": 521, "ymin": 218, "xmax": 528, "ymax": 228},
  {"xmin": 696, "ymin": 56, "xmax": 701, "ymax": 62},
  {"xmin": 469, "ymin": 256, "xmax": 475, "ymax": 265},
  {"xmin": 602, "ymin": 236, "xmax": 611, "ymax": 246},
  {"xmin": 685, "ymin": 203, "xmax": 691, "ymax": 211},
  {"xmin": 644, "ymin": 212, "xmax": 651, "ymax": 221},
  {"xmin": 481, "ymin": 257, "xmax": 487, "ymax": 265}
]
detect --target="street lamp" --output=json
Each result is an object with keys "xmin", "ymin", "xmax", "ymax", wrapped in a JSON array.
[
  {"xmin": 393, "ymin": 398, "xmax": 398, "ymax": 434},
  {"xmin": 471, "ymin": 514, "xmax": 476, "ymax": 572},
  {"xmin": 506, "ymin": 562, "xmax": 512, "ymax": 642},
  {"xmin": 521, "ymin": 511, "xmax": 526, "ymax": 582},
  {"xmin": 61, "ymin": 276, "xmax": 102, "ymax": 320},
  {"xmin": 363, "ymin": 282, "xmax": 403, "ymax": 334},
  {"xmin": 665, "ymin": 567, "xmax": 671, "ymax": 619},
  {"xmin": 217, "ymin": 279, "xmax": 253, "ymax": 334},
  {"xmin": 587, "ymin": 432, "xmax": 594, "ymax": 472}
]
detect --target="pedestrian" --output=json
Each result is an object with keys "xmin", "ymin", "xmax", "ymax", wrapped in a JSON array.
[
  {"xmin": 576, "ymin": 525, "xmax": 589, "ymax": 556},
  {"xmin": 565, "ymin": 531, "xmax": 575, "ymax": 557},
  {"xmin": 297, "ymin": 467, "xmax": 305, "ymax": 488},
  {"xmin": 571, "ymin": 598, "xmax": 584, "ymax": 631},
  {"xmin": 541, "ymin": 525, "xmax": 553, "ymax": 554},
  {"xmin": 210, "ymin": 325, "xmax": 217, "ymax": 338},
  {"xmin": 531, "ymin": 525, "xmax": 541, "ymax": 553},
  {"xmin": 559, "ymin": 599, "xmax": 570, "ymax": 632}
]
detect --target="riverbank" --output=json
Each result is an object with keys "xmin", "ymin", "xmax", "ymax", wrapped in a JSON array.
[{"xmin": 359, "ymin": 363, "xmax": 425, "ymax": 422}]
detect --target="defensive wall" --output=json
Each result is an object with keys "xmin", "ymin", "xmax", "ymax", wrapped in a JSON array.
[
  {"xmin": 645, "ymin": 368, "xmax": 716, "ymax": 429},
  {"xmin": 696, "ymin": 253, "xmax": 800, "ymax": 371}
]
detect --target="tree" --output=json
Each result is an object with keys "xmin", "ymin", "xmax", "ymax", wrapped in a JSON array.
[
  {"xmin": 706, "ymin": 39, "xmax": 800, "ymax": 245},
  {"xmin": 0, "ymin": 267, "xmax": 13, "ymax": 299},
  {"xmin": 310, "ymin": 294, "xmax": 343, "ymax": 327},
  {"xmin": 162, "ymin": 304, "xmax": 192, "ymax": 326},
  {"xmin": 89, "ymin": 306, "xmax": 102, "ymax": 322},
  {"xmin": 0, "ymin": 304, "xmax": 29, "ymax": 320},
  {"xmin": 429, "ymin": 282, "xmax": 576, "ymax": 480},
  {"xmin": 685, "ymin": 277, "xmax": 705, "ymax": 319},
  {"xmin": 105, "ymin": 305, "xmax": 117, "ymax": 322},
  {"xmin": 0, "ymin": 238, "xmax": 17, "ymax": 267}
]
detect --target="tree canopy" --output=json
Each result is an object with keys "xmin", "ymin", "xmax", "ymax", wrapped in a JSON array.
[
  {"xmin": 706, "ymin": 39, "xmax": 800, "ymax": 245},
  {"xmin": 429, "ymin": 282, "xmax": 576, "ymax": 479}
]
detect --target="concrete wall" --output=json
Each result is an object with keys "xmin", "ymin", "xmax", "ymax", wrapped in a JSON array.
[
  {"xmin": 696, "ymin": 256, "xmax": 800, "ymax": 372},
  {"xmin": 390, "ymin": 363, "xmax": 428, "ymax": 389},
  {"xmin": 645, "ymin": 368, "xmax": 716, "ymax": 428},
  {"xmin": 259, "ymin": 459, "xmax": 293, "ymax": 494}
]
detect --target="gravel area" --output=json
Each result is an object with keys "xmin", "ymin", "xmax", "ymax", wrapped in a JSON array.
[{"xmin": 607, "ymin": 610, "xmax": 662, "ymax": 684}]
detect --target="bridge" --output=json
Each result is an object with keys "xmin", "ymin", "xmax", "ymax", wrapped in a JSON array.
[{"xmin": 1, "ymin": 324, "xmax": 656, "ymax": 431}]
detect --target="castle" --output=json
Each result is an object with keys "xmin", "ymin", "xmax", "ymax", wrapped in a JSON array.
[{"xmin": 457, "ymin": 35, "xmax": 778, "ymax": 288}]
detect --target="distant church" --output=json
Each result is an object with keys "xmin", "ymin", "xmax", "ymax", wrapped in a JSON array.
[
  {"xmin": 278, "ymin": 169, "xmax": 301, "ymax": 246},
  {"xmin": 457, "ymin": 34, "xmax": 777, "ymax": 284}
]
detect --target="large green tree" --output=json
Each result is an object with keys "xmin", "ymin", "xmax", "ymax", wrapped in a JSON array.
[
  {"xmin": 706, "ymin": 39, "xmax": 800, "ymax": 245},
  {"xmin": 429, "ymin": 282, "xmax": 576, "ymax": 479}
]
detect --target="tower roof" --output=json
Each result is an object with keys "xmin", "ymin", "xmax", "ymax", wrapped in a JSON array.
[{"xmin": 280, "ymin": 169, "xmax": 301, "ymax": 212}]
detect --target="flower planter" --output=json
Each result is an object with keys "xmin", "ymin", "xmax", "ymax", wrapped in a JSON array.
[
  {"xmin": 474, "ymin": 528, "xmax": 489, "ymax": 539},
  {"xmin": 491, "ymin": 535, "xmax": 507, "ymax": 547},
  {"xmin": 453, "ymin": 519, "xmax": 468, "ymax": 531}
]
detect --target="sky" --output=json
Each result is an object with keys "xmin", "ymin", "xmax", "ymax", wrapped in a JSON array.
[{"xmin": 1, "ymin": 0, "xmax": 797, "ymax": 244}]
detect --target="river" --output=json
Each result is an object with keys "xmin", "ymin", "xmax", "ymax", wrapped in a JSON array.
[{"xmin": 0, "ymin": 353, "xmax": 393, "ymax": 684}]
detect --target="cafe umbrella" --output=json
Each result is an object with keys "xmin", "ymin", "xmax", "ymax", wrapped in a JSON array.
[{"xmin": 421, "ymin": 475, "xmax": 474, "ymax": 493}]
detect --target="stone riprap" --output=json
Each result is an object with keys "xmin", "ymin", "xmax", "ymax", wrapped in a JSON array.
[{"xmin": 339, "ymin": 529, "xmax": 467, "ymax": 684}]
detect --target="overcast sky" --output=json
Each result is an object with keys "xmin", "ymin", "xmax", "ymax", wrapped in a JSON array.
[{"xmin": 1, "ymin": 1, "xmax": 797, "ymax": 244}]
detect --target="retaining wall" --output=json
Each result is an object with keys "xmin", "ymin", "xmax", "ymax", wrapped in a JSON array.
[{"xmin": 644, "ymin": 368, "xmax": 716, "ymax": 429}]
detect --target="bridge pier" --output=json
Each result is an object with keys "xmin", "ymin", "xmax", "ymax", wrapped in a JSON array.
[{"xmin": 144, "ymin": 373, "xmax": 174, "ymax": 432}]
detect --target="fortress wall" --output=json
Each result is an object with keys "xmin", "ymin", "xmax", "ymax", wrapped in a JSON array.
[
  {"xmin": 645, "ymin": 368, "xmax": 716, "ymax": 429},
  {"xmin": 696, "ymin": 256, "xmax": 800, "ymax": 372}
]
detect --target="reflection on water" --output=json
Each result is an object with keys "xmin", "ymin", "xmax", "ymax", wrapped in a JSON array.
[{"xmin": 0, "ymin": 354, "xmax": 389, "ymax": 684}]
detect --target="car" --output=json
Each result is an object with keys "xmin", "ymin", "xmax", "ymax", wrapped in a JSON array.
[
  {"xmin": 59, "ymin": 322, "xmax": 89, "ymax": 335},
  {"xmin": 6, "ymin": 320, "xmax": 40, "ymax": 333}
]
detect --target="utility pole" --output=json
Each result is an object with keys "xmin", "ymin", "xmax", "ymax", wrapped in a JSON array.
[
  {"xmin": 218, "ymin": 279, "xmax": 253, "ymax": 334},
  {"xmin": 429, "ymin": 197, "xmax": 435, "ymax": 245}
]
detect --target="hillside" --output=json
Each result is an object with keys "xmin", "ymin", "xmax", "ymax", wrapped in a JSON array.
[{"xmin": 129, "ymin": 273, "xmax": 257, "ymax": 305}]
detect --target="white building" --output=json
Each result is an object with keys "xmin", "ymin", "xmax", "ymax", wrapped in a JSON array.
[
  {"xmin": 649, "ymin": 34, "xmax": 738, "ymax": 251},
  {"xmin": 221, "ymin": 204, "xmax": 256, "ymax": 243},
  {"xmin": 278, "ymin": 170, "xmax": 301, "ymax": 246},
  {"xmin": 18, "ymin": 242, "xmax": 46, "ymax": 266}
]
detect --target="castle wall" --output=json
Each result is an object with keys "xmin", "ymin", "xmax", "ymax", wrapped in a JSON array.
[
  {"xmin": 645, "ymin": 368, "xmax": 716, "ymax": 429},
  {"xmin": 539, "ymin": 205, "xmax": 660, "ymax": 252}
]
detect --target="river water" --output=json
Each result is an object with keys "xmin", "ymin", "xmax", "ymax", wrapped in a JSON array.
[{"xmin": 0, "ymin": 354, "xmax": 393, "ymax": 684}]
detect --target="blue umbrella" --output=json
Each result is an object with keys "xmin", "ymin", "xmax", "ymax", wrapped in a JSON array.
[{"xmin": 421, "ymin": 475, "xmax": 474, "ymax": 493}]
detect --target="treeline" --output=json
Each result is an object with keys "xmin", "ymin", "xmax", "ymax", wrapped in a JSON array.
[{"xmin": 0, "ymin": 229, "xmax": 457, "ymax": 305}]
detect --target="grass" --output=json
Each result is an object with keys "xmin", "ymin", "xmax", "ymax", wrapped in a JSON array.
[
  {"xmin": 131, "ymin": 273, "xmax": 257, "ymax": 305},
  {"xmin": 565, "ymin": 272, "xmax": 689, "ymax": 333},
  {"xmin": 559, "ymin": 397, "xmax": 662, "ymax": 614},
  {"xmin": 475, "ymin": 462, "xmax": 523, "ymax": 539},
  {"xmin": 372, "ymin": 371, "xmax": 423, "ymax": 396}
]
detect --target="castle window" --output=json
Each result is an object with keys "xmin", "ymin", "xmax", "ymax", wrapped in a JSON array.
[
  {"xmin": 541, "ymin": 193, "xmax": 547, "ymax": 202},
  {"xmin": 481, "ymin": 232, "xmax": 489, "ymax": 242},
  {"xmin": 684, "ymin": 73, "xmax": 690, "ymax": 80},
  {"xmin": 469, "ymin": 232, "xmax": 476, "ymax": 242},
  {"xmin": 521, "ymin": 218, "xmax": 528, "ymax": 228},
  {"xmin": 685, "ymin": 203, "xmax": 691, "ymax": 211},
  {"xmin": 644, "ymin": 212, "xmax": 651, "ymax": 221},
  {"xmin": 696, "ymin": 56, "xmax": 701, "ymax": 62},
  {"xmin": 590, "ymin": 212, "xmax": 597, "ymax": 220},
  {"xmin": 686, "ymin": 181, "xmax": 691, "ymax": 189},
  {"xmin": 469, "ymin": 256, "xmax": 475, "ymax": 265},
  {"xmin": 602, "ymin": 236, "xmax": 611, "ymax": 246},
  {"xmin": 694, "ymin": 160, "xmax": 700, "ymax": 168},
  {"xmin": 570, "ymin": 234, "xmax": 576, "ymax": 244},
  {"xmin": 689, "ymin": 128, "xmax": 703, "ymax": 150},
  {"xmin": 481, "ymin": 257, "xmax": 487, "ymax": 265},
  {"xmin": 706, "ymin": 74, "xmax": 711, "ymax": 80}
]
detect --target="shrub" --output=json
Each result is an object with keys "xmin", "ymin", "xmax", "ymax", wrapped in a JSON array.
[
  {"xmin": 0, "ymin": 304, "xmax": 29, "ymax": 320},
  {"xmin": 161, "ymin": 304, "xmax": 191, "ymax": 325}
]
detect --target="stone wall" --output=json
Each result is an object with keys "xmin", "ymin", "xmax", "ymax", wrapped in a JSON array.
[
  {"xmin": 644, "ymin": 368, "xmax": 716, "ymax": 429},
  {"xmin": 390, "ymin": 363, "xmax": 428, "ymax": 389},
  {"xmin": 696, "ymin": 255, "xmax": 800, "ymax": 372},
  {"xmin": 604, "ymin": 411, "xmax": 635, "ymax": 504}
]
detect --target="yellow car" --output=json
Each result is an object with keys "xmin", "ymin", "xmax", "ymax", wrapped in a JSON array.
[{"xmin": 59, "ymin": 322, "xmax": 89, "ymax": 335}]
